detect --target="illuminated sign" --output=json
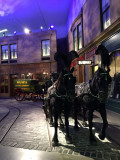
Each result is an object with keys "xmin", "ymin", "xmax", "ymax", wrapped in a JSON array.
[{"xmin": 78, "ymin": 60, "xmax": 92, "ymax": 65}]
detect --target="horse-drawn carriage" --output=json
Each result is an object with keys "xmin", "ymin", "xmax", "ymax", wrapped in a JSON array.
[{"xmin": 14, "ymin": 79, "xmax": 45, "ymax": 101}]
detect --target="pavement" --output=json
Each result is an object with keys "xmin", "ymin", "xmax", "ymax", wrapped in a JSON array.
[{"xmin": 0, "ymin": 98, "xmax": 120, "ymax": 160}]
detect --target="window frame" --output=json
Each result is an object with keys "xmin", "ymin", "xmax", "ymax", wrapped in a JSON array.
[
  {"xmin": 73, "ymin": 28, "xmax": 77, "ymax": 51},
  {"xmin": 100, "ymin": 0, "xmax": 111, "ymax": 31},
  {"xmin": 41, "ymin": 39, "xmax": 50, "ymax": 60},
  {"xmin": 10, "ymin": 43, "xmax": 17, "ymax": 63},
  {"xmin": 1, "ymin": 44, "xmax": 8, "ymax": 63},
  {"xmin": 77, "ymin": 23, "xmax": 83, "ymax": 50}
]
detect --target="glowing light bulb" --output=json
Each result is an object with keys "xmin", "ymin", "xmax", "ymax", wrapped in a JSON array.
[
  {"xmin": 14, "ymin": 31, "xmax": 16, "ymax": 35},
  {"xmin": 50, "ymin": 25, "xmax": 54, "ymax": 29},
  {"xmin": 24, "ymin": 28, "xmax": 30, "ymax": 34},
  {"xmin": 40, "ymin": 26, "xmax": 43, "ymax": 30}
]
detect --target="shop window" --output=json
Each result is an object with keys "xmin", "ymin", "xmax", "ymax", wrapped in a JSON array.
[
  {"xmin": 101, "ymin": 0, "xmax": 111, "ymax": 30},
  {"xmin": 0, "ymin": 78, "xmax": 8, "ymax": 93},
  {"xmin": 73, "ymin": 28, "xmax": 77, "ymax": 51},
  {"xmin": 77, "ymin": 23, "xmax": 82, "ymax": 50},
  {"xmin": 41, "ymin": 40, "xmax": 50, "ymax": 60},
  {"xmin": 1, "ymin": 45, "xmax": 8, "ymax": 63},
  {"xmin": 10, "ymin": 44, "xmax": 17, "ymax": 63},
  {"xmin": 109, "ymin": 50, "xmax": 120, "ymax": 99}
]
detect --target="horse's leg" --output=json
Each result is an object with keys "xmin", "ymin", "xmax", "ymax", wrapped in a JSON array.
[
  {"xmin": 82, "ymin": 105, "xmax": 88, "ymax": 127},
  {"xmin": 52, "ymin": 110, "xmax": 59, "ymax": 145},
  {"xmin": 49, "ymin": 98, "xmax": 54, "ymax": 126},
  {"xmin": 43, "ymin": 98, "xmax": 49, "ymax": 119},
  {"xmin": 99, "ymin": 103, "xmax": 108, "ymax": 140},
  {"xmin": 88, "ymin": 109, "xmax": 96, "ymax": 143},
  {"xmin": 59, "ymin": 113, "xmax": 64, "ymax": 128},
  {"xmin": 74, "ymin": 97, "xmax": 79, "ymax": 129},
  {"xmin": 49, "ymin": 104, "xmax": 54, "ymax": 126},
  {"xmin": 64, "ymin": 102, "xmax": 72, "ymax": 143}
]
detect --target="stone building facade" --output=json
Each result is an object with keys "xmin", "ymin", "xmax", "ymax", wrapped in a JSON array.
[
  {"xmin": 0, "ymin": 30, "xmax": 57, "ymax": 97},
  {"xmin": 68, "ymin": 0, "xmax": 120, "ymax": 81},
  {"xmin": 67, "ymin": 0, "xmax": 120, "ymax": 112}
]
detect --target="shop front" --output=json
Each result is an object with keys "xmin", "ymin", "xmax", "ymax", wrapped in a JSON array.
[
  {"xmin": 0, "ymin": 62, "xmax": 56, "ymax": 98},
  {"xmin": 102, "ymin": 30, "xmax": 120, "ymax": 113}
]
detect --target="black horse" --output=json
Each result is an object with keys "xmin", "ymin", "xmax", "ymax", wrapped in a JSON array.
[
  {"xmin": 74, "ymin": 67, "xmax": 112, "ymax": 143},
  {"xmin": 52, "ymin": 67, "xmax": 76, "ymax": 145},
  {"xmin": 95, "ymin": 44, "xmax": 113, "ymax": 72}
]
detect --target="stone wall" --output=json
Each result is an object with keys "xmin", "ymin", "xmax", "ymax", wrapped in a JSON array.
[
  {"xmin": 0, "ymin": 30, "xmax": 57, "ymax": 64},
  {"xmin": 83, "ymin": 0, "xmax": 101, "ymax": 46}
]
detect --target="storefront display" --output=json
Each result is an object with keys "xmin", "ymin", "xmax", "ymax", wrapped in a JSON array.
[{"xmin": 102, "ymin": 31, "xmax": 120, "ymax": 99}]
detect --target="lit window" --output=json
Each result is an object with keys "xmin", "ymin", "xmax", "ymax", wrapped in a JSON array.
[
  {"xmin": 41, "ymin": 40, "xmax": 50, "ymax": 57},
  {"xmin": 73, "ymin": 28, "xmax": 77, "ymax": 51},
  {"xmin": 1, "ymin": 45, "xmax": 8, "ymax": 60},
  {"xmin": 10, "ymin": 44, "xmax": 17, "ymax": 59},
  {"xmin": 77, "ymin": 23, "xmax": 82, "ymax": 50},
  {"xmin": 101, "ymin": 0, "xmax": 111, "ymax": 30}
]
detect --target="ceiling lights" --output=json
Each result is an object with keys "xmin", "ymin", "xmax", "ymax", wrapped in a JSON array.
[
  {"xmin": 50, "ymin": 25, "xmax": 54, "ymax": 29},
  {"xmin": 24, "ymin": 28, "xmax": 31, "ymax": 34},
  {"xmin": 0, "ymin": 29, "xmax": 8, "ymax": 33}
]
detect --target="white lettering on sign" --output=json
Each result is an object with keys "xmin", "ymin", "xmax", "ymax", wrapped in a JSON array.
[{"xmin": 78, "ymin": 60, "xmax": 92, "ymax": 65}]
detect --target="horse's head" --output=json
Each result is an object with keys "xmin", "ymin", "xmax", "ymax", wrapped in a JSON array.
[
  {"xmin": 95, "ymin": 44, "xmax": 109, "ymax": 56},
  {"xmin": 90, "ymin": 67, "xmax": 112, "ymax": 102}
]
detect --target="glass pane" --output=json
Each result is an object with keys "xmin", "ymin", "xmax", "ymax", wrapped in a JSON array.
[
  {"xmin": 42, "ymin": 40, "xmax": 50, "ymax": 57},
  {"xmin": 102, "ymin": 0, "xmax": 110, "ymax": 12},
  {"xmin": 10, "ymin": 44, "xmax": 17, "ymax": 59},
  {"xmin": 109, "ymin": 57, "xmax": 115, "ymax": 77},
  {"xmin": 103, "ymin": 8, "xmax": 110, "ymax": 29},
  {"xmin": 73, "ymin": 29, "xmax": 77, "ymax": 51},
  {"xmin": 1, "ymin": 45, "xmax": 8, "ymax": 60},
  {"xmin": 77, "ymin": 24, "xmax": 82, "ymax": 50},
  {"xmin": 115, "ymin": 52, "xmax": 120, "ymax": 73},
  {"xmin": 112, "ymin": 51, "xmax": 120, "ymax": 99}
]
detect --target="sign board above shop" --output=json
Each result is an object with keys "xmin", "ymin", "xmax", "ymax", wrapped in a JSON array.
[{"xmin": 78, "ymin": 60, "xmax": 92, "ymax": 65}]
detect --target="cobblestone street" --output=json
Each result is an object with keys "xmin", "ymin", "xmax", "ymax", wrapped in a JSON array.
[{"xmin": 0, "ymin": 99, "xmax": 120, "ymax": 160}]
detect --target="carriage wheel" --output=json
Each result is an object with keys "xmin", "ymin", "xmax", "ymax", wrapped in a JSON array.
[
  {"xmin": 14, "ymin": 88, "xmax": 25, "ymax": 101},
  {"xmin": 31, "ymin": 93, "xmax": 38, "ymax": 102}
]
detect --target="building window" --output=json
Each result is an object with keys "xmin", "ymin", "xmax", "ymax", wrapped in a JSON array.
[
  {"xmin": 0, "ymin": 77, "xmax": 8, "ymax": 93},
  {"xmin": 77, "ymin": 23, "xmax": 82, "ymax": 50},
  {"xmin": 41, "ymin": 40, "xmax": 50, "ymax": 59},
  {"xmin": 73, "ymin": 28, "xmax": 77, "ymax": 51},
  {"xmin": 10, "ymin": 44, "xmax": 17, "ymax": 59},
  {"xmin": 1, "ymin": 45, "xmax": 8, "ymax": 62},
  {"xmin": 101, "ymin": 0, "xmax": 111, "ymax": 30},
  {"xmin": 109, "ymin": 50, "xmax": 120, "ymax": 99}
]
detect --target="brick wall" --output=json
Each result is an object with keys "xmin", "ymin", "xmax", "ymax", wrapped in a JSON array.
[{"xmin": 0, "ymin": 30, "xmax": 57, "ymax": 64}]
